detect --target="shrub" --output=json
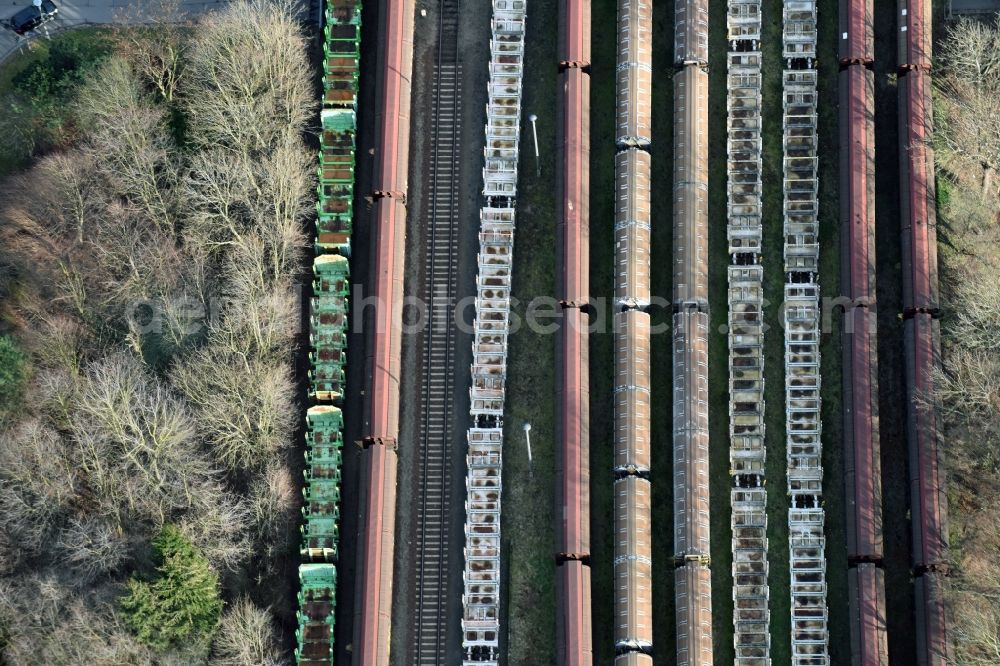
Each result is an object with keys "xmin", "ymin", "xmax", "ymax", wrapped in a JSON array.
[
  {"xmin": 0, "ymin": 335, "xmax": 26, "ymax": 413},
  {"xmin": 120, "ymin": 525, "xmax": 222, "ymax": 651}
]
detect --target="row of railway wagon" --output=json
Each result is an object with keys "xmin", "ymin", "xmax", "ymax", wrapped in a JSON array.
[
  {"xmin": 554, "ymin": 0, "xmax": 595, "ymax": 654},
  {"xmin": 726, "ymin": 2, "xmax": 769, "ymax": 665},
  {"xmin": 294, "ymin": 0, "xmax": 952, "ymax": 662},
  {"xmin": 347, "ymin": 0, "xmax": 415, "ymax": 655},
  {"xmin": 295, "ymin": 0, "xmax": 361, "ymax": 663},
  {"xmin": 838, "ymin": 0, "xmax": 952, "ymax": 664},
  {"xmin": 673, "ymin": 1, "xmax": 714, "ymax": 666},
  {"xmin": 782, "ymin": 4, "xmax": 830, "ymax": 665},
  {"xmin": 839, "ymin": 2, "xmax": 883, "ymax": 665},
  {"xmin": 460, "ymin": 0, "xmax": 528, "ymax": 663},
  {"xmin": 611, "ymin": 0, "xmax": 654, "ymax": 659},
  {"xmin": 898, "ymin": 0, "xmax": 952, "ymax": 664}
]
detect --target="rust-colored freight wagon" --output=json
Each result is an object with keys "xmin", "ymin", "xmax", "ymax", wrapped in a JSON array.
[
  {"xmin": 613, "ymin": 311, "xmax": 652, "ymax": 472},
  {"xmin": 914, "ymin": 572, "xmax": 953, "ymax": 665},
  {"xmin": 556, "ymin": 309, "xmax": 591, "ymax": 560},
  {"xmin": 842, "ymin": 304, "xmax": 882, "ymax": 561},
  {"xmin": 903, "ymin": 315, "xmax": 948, "ymax": 571},
  {"xmin": 675, "ymin": 562, "xmax": 713, "ymax": 666},
  {"xmin": 351, "ymin": 0, "xmax": 415, "ymax": 660},
  {"xmin": 555, "ymin": 0, "xmax": 593, "ymax": 659},
  {"xmin": 898, "ymin": 70, "xmax": 939, "ymax": 313},
  {"xmin": 898, "ymin": 0, "xmax": 951, "ymax": 661},
  {"xmin": 898, "ymin": 0, "xmax": 932, "ymax": 72},
  {"xmin": 847, "ymin": 563, "xmax": 889, "ymax": 666},
  {"xmin": 613, "ymin": 150, "xmax": 652, "ymax": 307},
  {"xmin": 672, "ymin": 67, "xmax": 709, "ymax": 310},
  {"xmin": 838, "ymin": 0, "xmax": 873, "ymax": 64},
  {"xmin": 557, "ymin": 559, "xmax": 595, "ymax": 664},
  {"xmin": 674, "ymin": 0, "xmax": 709, "ymax": 66},
  {"xmin": 838, "ymin": 65, "xmax": 876, "ymax": 303},
  {"xmin": 672, "ymin": 310, "xmax": 711, "ymax": 560}
]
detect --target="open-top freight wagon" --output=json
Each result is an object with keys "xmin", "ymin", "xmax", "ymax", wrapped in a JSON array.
[{"xmin": 295, "ymin": 0, "xmax": 362, "ymax": 663}]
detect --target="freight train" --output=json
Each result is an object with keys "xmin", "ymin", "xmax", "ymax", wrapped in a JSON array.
[
  {"xmin": 897, "ymin": 0, "xmax": 951, "ymax": 663},
  {"xmin": 555, "ymin": 0, "xmax": 593, "ymax": 659},
  {"xmin": 295, "ymin": 0, "xmax": 362, "ymax": 663},
  {"xmin": 782, "ymin": 3, "xmax": 831, "ymax": 664},
  {"xmin": 673, "ymin": 2, "xmax": 713, "ymax": 665},
  {"xmin": 611, "ymin": 0, "xmax": 653, "ymax": 659},
  {"xmin": 461, "ymin": 0, "xmax": 528, "ymax": 662},
  {"xmin": 838, "ymin": 1, "xmax": 889, "ymax": 663},
  {"xmin": 726, "ymin": 2, "xmax": 770, "ymax": 664},
  {"xmin": 350, "ymin": 0, "xmax": 415, "ymax": 659}
]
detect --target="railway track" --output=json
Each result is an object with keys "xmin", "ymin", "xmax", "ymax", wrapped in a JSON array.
[{"xmin": 412, "ymin": 0, "xmax": 462, "ymax": 661}]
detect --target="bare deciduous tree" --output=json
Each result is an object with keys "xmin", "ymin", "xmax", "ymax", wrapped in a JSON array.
[
  {"xmin": 171, "ymin": 347, "xmax": 295, "ymax": 471},
  {"xmin": 211, "ymin": 597, "xmax": 285, "ymax": 666},
  {"xmin": 936, "ymin": 18, "xmax": 1000, "ymax": 661},
  {"xmin": 183, "ymin": 0, "xmax": 314, "ymax": 153},
  {"xmin": 72, "ymin": 353, "xmax": 216, "ymax": 525}
]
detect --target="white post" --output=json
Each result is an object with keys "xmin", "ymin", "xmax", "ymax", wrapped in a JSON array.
[
  {"xmin": 522, "ymin": 422, "xmax": 533, "ymax": 477},
  {"xmin": 528, "ymin": 114, "xmax": 540, "ymax": 178}
]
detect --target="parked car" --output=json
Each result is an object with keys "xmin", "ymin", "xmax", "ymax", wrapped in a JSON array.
[{"xmin": 9, "ymin": 1, "xmax": 58, "ymax": 36}]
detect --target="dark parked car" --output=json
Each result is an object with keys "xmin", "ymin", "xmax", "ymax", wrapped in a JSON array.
[{"xmin": 9, "ymin": 1, "xmax": 58, "ymax": 36}]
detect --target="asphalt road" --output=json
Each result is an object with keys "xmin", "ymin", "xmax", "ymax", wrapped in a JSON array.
[{"xmin": 0, "ymin": 0, "xmax": 321, "ymax": 63}]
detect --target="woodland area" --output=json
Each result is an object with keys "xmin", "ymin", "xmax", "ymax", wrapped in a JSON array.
[
  {"xmin": 0, "ymin": 1, "xmax": 313, "ymax": 663},
  {"xmin": 934, "ymin": 15, "xmax": 1000, "ymax": 664}
]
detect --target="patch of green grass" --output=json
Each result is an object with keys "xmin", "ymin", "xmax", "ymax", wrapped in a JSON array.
[
  {"xmin": 648, "ymin": 1, "xmax": 676, "ymax": 660},
  {"xmin": 504, "ymin": 0, "xmax": 559, "ymax": 659},
  {"xmin": 707, "ymin": 0, "xmax": 735, "ymax": 661},
  {"xmin": 759, "ymin": 0, "xmax": 793, "ymax": 661},
  {"xmin": 587, "ymin": 0, "xmax": 618, "ymax": 658},
  {"xmin": 814, "ymin": 0, "xmax": 850, "ymax": 660}
]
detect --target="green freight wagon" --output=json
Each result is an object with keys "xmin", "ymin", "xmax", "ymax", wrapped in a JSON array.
[
  {"xmin": 323, "ymin": 6, "xmax": 360, "ymax": 111},
  {"xmin": 296, "ymin": 563, "xmax": 337, "ymax": 665},
  {"xmin": 310, "ymin": 257, "xmax": 350, "ymax": 402},
  {"xmin": 309, "ymin": 351, "xmax": 346, "ymax": 403},
  {"xmin": 317, "ymin": 113, "xmax": 355, "ymax": 256},
  {"xmin": 314, "ymin": 255, "xmax": 350, "ymax": 295},
  {"xmin": 301, "ymin": 506, "xmax": 340, "ymax": 561},
  {"xmin": 295, "ymin": 0, "xmax": 363, "ymax": 660}
]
